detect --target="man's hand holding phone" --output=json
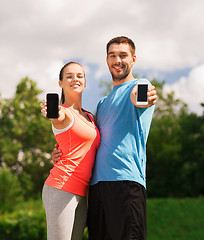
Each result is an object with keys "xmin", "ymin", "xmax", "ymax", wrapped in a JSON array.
[{"xmin": 130, "ymin": 82, "xmax": 157, "ymax": 108}]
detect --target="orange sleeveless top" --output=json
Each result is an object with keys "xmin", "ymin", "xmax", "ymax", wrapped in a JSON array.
[{"xmin": 45, "ymin": 105, "xmax": 100, "ymax": 196}]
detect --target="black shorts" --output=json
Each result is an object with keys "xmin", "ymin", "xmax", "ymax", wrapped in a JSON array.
[{"xmin": 87, "ymin": 181, "xmax": 147, "ymax": 240}]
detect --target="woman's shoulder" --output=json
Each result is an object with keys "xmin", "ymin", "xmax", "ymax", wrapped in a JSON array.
[{"xmin": 82, "ymin": 109, "xmax": 96, "ymax": 123}]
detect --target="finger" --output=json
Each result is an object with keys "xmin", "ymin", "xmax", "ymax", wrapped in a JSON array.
[
  {"xmin": 52, "ymin": 153, "xmax": 61, "ymax": 164},
  {"xmin": 148, "ymin": 95, "xmax": 157, "ymax": 103},
  {"xmin": 147, "ymin": 90, "xmax": 157, "ymax": 97},
  {"xmin": 53, "ymin": 156, "xmax": 60, "ymax": 162},
  {"xmin": 40, "ymin": 102, "xmax": 47, "ymax": 110},
  {"xmin": 151, "ymin": 94, "xmax": 157, "ymax": 100},
  {"xmin": 52, "ymin": 150, "xmax": 62, "ymax": 158},
  {"xmin": 54, "ymin": 143, "xmax": 59, "ymax": 149},
  {"xmin": 41, "ymin": 108, "xmax": 47, "ymax": 116},
  {"xmin": 148, "ymin": 86, "xmax": 156, "ymax": 92},
  {"xmin": 42, "ymin": 99, "xmax": 47, "ymax": 108},
  {"xmin": 152, "ymin": 99, "xmax": 157, "ymax": 105},
  {"xmin": 55, "ymin": 152, "xmax": 62, "ymax": 158},
  {"xmin": 55, "ymin": 153, "xmax": 62, "ymax": 158},
  {"xmin": 150, "ymin": 85, "xmax": 155, "ymax": 90}
]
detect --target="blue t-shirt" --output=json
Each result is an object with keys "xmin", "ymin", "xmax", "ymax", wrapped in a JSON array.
[{"xmin": 90, "ymin": 79, "xmax": 155, "ymax": 188}]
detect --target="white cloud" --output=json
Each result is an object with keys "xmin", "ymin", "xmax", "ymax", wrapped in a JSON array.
[
  {"xmin": 0, "ymin": 0, "xmax": 204, "ymax": 114},
  {"xmin": 164, "ymin": 63, "xmax": 204, "ymax": 115}
]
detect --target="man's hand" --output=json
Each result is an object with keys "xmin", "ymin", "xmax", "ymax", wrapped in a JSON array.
[
  {"xmin": 52, "ymin": 144, "xmax": 62, "ymax": 163},
  {"xmin": 130, "ymin": 85, "xmax": 157, "ymax": 108}
]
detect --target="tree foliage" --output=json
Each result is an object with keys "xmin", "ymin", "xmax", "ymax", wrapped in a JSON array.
[
  {"xmin": 0, "ymin": 77, "xmax": 56, "ymax": 200},
  {"xmin": 0, "ymin": 166, "xmax": 24, "ymax": 213},
  {"xmin": 146, "ymin": 79, "xmax": 204, "ymax": 197}
]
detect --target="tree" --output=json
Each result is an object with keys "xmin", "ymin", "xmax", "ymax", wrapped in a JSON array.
[
  {"xmin": 0, "ymin": 77, "xmax": 56, "ymax": 198},
  {"xmin": 146, "ymin": 80, "xmax": 188, "ymax": 197},
  {"xmin": 0, "ymin": 166, "xmax": 23, "ymax": 212},
  {"xmin": 177, "ymin": 108, "xmax": 204, "ymax": 196},
  {"xmin": 146, "ymin": 80, "xmax": 204, "ymax": 197},
  {"xmin": 99, "ymin": 80, "xmax": 113, "ymax": 97}
]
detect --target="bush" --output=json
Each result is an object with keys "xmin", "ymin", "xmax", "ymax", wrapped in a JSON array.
[
  {"xmin": 0, "ymin": 167, "xmax": 24, "ymax": 213},
  {"xmin": 1, "ymin": 198, "xmax": 204, "ymax": 240},
  {"xmin": 0, "ymin": 199, "xmax": 88, "ymax": 240},
  {"xmin": 0, "ymin": 208, "xmax": 46, "ymax": 240},
  {"xmin": 82, "ymin": 228, "xmax": 89, "ymax": 240}
]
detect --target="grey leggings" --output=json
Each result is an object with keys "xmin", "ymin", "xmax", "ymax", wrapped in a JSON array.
[{"xmin": 42, "ymin": 184, "xmax": 87, "ymax": 240}]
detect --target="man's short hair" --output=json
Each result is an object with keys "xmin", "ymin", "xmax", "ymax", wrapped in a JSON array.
[{"xmin": 106, "ymin": 36, "xmax": 136, "ymax": 56}]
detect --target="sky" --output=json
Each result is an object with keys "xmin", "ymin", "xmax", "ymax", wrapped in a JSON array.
[{"xmin": 0, "ymin": 0, "xmax": 204, "ymax": 115}]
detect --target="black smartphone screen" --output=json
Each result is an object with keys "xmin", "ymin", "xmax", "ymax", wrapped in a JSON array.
[
  {"xmin": 137, "ymin": 84, "xmax": 148, "ymax": 101},
  {"xmin": 46, "ymin": 93, "xmax": 59, "ymax": 118}
]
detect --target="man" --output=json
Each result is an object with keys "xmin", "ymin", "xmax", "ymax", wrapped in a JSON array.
[{"xmin": 53, "ymin": 36, "xmax": 157, "ymax": 240}]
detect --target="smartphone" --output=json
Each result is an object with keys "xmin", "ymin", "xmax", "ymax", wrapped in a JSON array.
[
  {"xmin": 136, "ymin": 82, "xmax": 148, "ymax": 105},
  {"xmin": 46, "ymin": 93, "xmax": 59, "ymax": 118}
]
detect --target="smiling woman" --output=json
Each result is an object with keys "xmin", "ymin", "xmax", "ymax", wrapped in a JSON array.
[{"xmin": 40, "ymin": 61, "xmax": 100, "ymax": 240}]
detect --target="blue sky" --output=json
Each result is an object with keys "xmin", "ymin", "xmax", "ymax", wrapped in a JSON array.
[{"xmin": 0, "ymin": 0, "xmax": 204, "ymax": 115}]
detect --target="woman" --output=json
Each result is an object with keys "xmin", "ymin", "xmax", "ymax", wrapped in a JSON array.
[{"xmin": 40, "ymin": 62, "xmax": 100, "ymax": 240}]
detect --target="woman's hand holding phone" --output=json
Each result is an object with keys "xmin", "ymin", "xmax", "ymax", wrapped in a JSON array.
[{"xmin": 40, "ymin": 93, "xmax": 64, "ymax": 122}]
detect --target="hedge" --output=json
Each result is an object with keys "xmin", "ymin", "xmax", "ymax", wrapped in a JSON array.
[{"xmin": 0, "ymin": 202, "xmax": 88, "ymax": 240}]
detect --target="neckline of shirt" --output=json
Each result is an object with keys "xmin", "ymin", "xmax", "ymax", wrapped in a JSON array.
[
  {"xmin": 113, "ymin": 79, "xmax": 137, "ymax": 90},
  {"xmin": 61, "ymin": 105, "xmax": 95, "ymax": 129}
]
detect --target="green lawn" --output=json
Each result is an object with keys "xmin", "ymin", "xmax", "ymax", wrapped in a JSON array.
[
  {"xmin": 147, "ymin": 198, "xmax": 204, "ymax": 240},
  {"xmin": 0, "ymin": 198, "xmax": 204, "ymax": 240}
]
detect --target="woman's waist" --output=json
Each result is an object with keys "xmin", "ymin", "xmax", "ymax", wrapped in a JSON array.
[{"xmin": 53, "ymin": 156, "xmax": 94, "ymax": 178}]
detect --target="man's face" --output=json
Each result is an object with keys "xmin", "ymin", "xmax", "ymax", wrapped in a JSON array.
[{"xmin": 106, "ymin": 43, "xmax": 136, "ymax": 82}]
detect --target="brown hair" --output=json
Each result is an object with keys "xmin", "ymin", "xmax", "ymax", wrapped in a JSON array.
[
  {"xmin": 106, "ymin": 36, "xmax": 136, "ymax": 56},
  {"xmin": 59, "ymin": 62, "xmax": 84, "ymax": 104}
]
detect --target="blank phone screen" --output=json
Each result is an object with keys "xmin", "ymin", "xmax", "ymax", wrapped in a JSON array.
[
  {"xmin": 137, "ymin": 84, "xmax": 148, "ymax": 101},
  {"xmin": 47, "ymin": 94, "xmax": 59, "ymax": 118}
]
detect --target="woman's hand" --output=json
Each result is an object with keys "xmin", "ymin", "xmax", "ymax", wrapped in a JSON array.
[
  {"xmin": 40, "ymin": 100, "xmax": 65, "ymax": 123},
  {"xmin": 40, "ymin": 99, "xmax": 48, "ymax": 118}
]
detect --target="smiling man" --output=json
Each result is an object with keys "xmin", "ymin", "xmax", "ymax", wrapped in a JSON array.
[
  {"xmin": 52, "ymin": 36, "xmax": 157, "ymax": 240},
  {"xmin": 107, "ymin": 40, "xmax": 136, "ymax": 83},
  {"xmin": 87, "ymin": 36, "xmax": 157, "ymax": 240}
]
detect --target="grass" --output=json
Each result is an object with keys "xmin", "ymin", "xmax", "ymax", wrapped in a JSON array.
[
  {"xmin": 147, "ymin": 198, "xmax": 204, "ymax": 240},
  {"xmin": 1, "ymin": 198, "xmax": 204, "ymax": 240}
]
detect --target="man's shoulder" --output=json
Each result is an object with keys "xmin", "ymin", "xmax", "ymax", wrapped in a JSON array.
[
  {"xmin": 137, "ymin": 79, "xmax": 154, "ymax": 89},
  {"xmin": 96, "ymin": 95, "xmax": 108, "ymax": 114},
  {"xmin": 98, "ymin": 95, "xmax": 107, "ymax": 105},
  {"xmin": 133, "ymin": 78, "xmax": 151, "ymax": 84}
]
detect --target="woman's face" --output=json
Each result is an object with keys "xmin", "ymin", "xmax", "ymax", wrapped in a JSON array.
[{"xmin": 59, "ymin": 64, "xmax": 86, "ymax": 94}]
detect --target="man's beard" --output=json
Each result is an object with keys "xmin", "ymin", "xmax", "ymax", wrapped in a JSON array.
[{"xmin": 111, "ymin": 65, "xmax": 130, "ymax": 82}]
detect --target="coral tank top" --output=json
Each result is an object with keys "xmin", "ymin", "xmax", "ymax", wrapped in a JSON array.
[{"xmin": 45, "ymin": 105, "xmax": 100, "ymax": 196}]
